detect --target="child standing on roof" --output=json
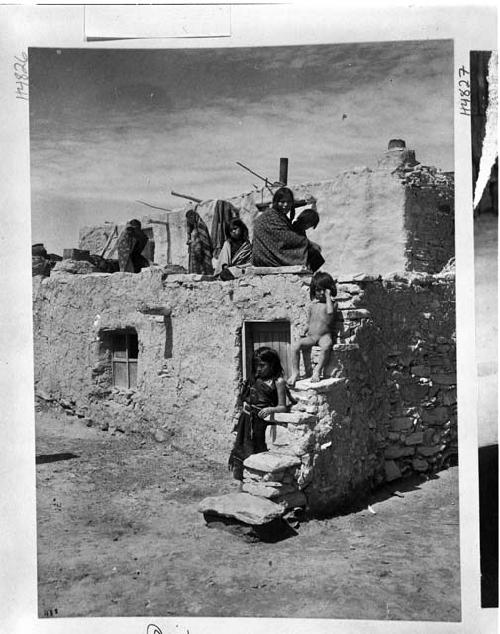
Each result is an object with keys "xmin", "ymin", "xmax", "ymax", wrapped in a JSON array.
[
  {"xmin": 228, "ymin": 347, "xmax": 288, "ymax": 486},
  {"xmin": 287, "ymin": 271, "xmax": 338, "ymax": 386}
]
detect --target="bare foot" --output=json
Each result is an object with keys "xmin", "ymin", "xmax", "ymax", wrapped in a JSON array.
[{"xmin": 287, "ymin": 373, "xmax": 299, "ymax": 387}]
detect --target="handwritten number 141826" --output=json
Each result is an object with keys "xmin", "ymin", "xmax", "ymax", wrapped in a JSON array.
[{"xmin": 14, "ymin": 51, "xmax": 29, "ymax": 101}]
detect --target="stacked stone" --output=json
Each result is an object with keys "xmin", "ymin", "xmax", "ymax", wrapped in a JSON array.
[
  {"xmin": 371, "ymin": 273, "xmax": 457, "ymax": 479},
  {"xmin": 397, "ymin": 164, "xmax": 454, "ymax": 194},
  {"xmin": 242, "ymin": 451, "xmax": 307, "ymax": 511},
  {"xmin": 235, "ymin": 409, "xmax": 321, "ymax": 512},
  {"xmin": 403, "ymin": 187, "xmax": 454, "ymax": 273},
  {"xmin": 383, "ymin": 332, "xmax": 456, "ymax": 478}
]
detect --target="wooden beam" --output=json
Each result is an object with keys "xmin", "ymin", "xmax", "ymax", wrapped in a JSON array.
[{"xmin": 279, "ymin": 157, "xmax": 288, "ymax": 185}]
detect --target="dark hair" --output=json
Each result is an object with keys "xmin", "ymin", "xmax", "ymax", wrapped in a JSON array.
[
  {"xmin": 228, "ymin": 218, "xmax": 249, "ymax": 242},
  {"xmin": 185, "ymin": 209, "xmax": 199, "ymax": 230},
  {"xmin": 273, "ymin": 187, "xmax": 295, "ymax": 209},
  {"xmin": 129, "ymin": 219, "xmax": 142, "ymax": 229},
  {"xmin": 310, "ymin": 271, "xmax": 337, "ymax": 300},
  {"xmin": 293, "ymin": 208, "xmax": 320, "ymax": 232},
  {"xmin": 251, "ymin": 346, "xmax": 284, "ymax": 379}
]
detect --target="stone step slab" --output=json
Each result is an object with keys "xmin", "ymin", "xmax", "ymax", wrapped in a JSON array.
[
  {"xmin": 243, "ymin": 452, "xmax": 301, "ymax": 473},
  {"xmin": 242, "ymin": 482, "xmax": 297, "ymax": 499},
  {"xmin": 291, "ymin": 377, "xmax": 345, "ymax": 392},
  {"xmin": 198, "ymin": 492, "xmax": 284, "ymax": 525}
]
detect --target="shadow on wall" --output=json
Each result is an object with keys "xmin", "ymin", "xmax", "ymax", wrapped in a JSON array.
[{"xmin": 164, "ymin": 315, "xmax": 173, "ymax": 359}]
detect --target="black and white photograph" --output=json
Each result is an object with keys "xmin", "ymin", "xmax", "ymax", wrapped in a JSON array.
[
  {"xmin": 0, "ymin": 3, "xmax": 497, "ymax": 633},
  {"xmin": 30, "ymin": 37, "xmax": 460, "ymax": 621}
]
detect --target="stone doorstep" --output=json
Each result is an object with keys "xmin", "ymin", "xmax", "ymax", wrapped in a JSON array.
[
  {"xmin": 291, "ymin": 377, "xmax": 344, "ymax": 392},
  {"xmin": 198, "ymin": 492, "xmax": 284, "ymax": 525},
  {"xmin": 242, "ymin": 482, "xmax": 296, "ymax": 499},
  {"xmin": 243, "ymin": 451, "xmax": 301, "ymax": 473}
]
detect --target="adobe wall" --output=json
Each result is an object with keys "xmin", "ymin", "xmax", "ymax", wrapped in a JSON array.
[
  {"xmin": 78, "ymin": 161, "xmax": 454, "ymax": 277},
  {"xmin": 33, "ymin": 267, "xmax": 456, "ymax": 514}
]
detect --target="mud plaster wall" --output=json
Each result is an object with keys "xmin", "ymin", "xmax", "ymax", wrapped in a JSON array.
[
  {"xmin": 33, "ymin": 269, "xmax": 456, "ymax": 513},
  {"xmin": 79, "ymin": 166, "xmax": 453, "ymax": 277}
]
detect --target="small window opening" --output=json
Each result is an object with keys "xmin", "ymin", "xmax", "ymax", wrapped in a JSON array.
[
  {"xmin": 242, "ymin": 320, "xmax": 291, "ymax": 380},
  {"xmin": 111, "ymin": 330, "xmax": 138, "ymax": 389}
]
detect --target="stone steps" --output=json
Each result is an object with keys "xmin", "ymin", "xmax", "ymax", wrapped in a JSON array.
[{"xmin": 199, "ymin": 450, "xmax": 307, "ymax": 527}]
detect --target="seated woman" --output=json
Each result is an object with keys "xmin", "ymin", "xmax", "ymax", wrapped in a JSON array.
[
  {"xmin": 117, "ymin": 219, "xmax": 150, "ymax": 273},
  {"xmin": 292, "ymin": 206, "xmax": 325, "ymax": 272},
  {"xmin": 214, "ymin": 218, "xmax": 252, "ymax": 275},
  {"xmin": 252, "ymin": 187, "xmax": 309, "ymax": 268},
  {"xmin": 186, "ymin": 208, "xmax": 214, "ymax": 275}
]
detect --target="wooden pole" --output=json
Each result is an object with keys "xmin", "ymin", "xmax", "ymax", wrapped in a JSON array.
[
  {"xmin": 279, "ymin": 157, "xmax": 288, "ymax": 185},
  {"xmin": 171, "ymin": 191, "xmax": 203, "ymax": 203}
]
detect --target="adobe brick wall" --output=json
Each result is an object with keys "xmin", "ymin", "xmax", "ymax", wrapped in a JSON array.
[{"xmin": 33, "ymin": 267, "xmax": 455, "ymax": 514}]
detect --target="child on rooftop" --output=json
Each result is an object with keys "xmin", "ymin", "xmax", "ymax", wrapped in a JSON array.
[{"xmin": 287, "ymin": 271, "xmax": 338, "ymax": 386}]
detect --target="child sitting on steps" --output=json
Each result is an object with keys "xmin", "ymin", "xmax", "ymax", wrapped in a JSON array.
[{"xmin": 288, "ymin": 271, "xmax": 338, "ymax": 386}]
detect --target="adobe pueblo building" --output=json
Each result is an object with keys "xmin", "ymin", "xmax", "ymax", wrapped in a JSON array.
[{"xmin": 33, "ymin": 142, "xmax": 456, "ymax": 520}]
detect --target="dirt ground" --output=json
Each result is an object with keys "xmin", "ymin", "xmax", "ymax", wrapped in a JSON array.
[{"xmin": 36, "ymin": 408, "xmax": 461, "ymax": 622}]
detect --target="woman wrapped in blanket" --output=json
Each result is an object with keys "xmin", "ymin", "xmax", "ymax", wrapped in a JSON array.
[{"xmin": 252, "ymin": 187, "xmax": 323, "ymax": 271}]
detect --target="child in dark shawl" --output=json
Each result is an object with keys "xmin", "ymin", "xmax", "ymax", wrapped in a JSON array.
[
  {"xmin": 214, "ymin": 218, "xmax": 252, "ymax": 275},
  {"xmin": 186, "ymin": 208, "xmax": 214, "ymax": 275},
  {"xmin": 229, "ymin": 347, "xmax": 288, "ymax": 484}
]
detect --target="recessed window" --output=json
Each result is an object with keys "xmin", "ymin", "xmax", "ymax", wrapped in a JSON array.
[
  {"xmin": 242, "ymin": 320, "xmax": 291, "ymax": 379},
  {"xmin": 110, "ymin": 331, "xmax": 138, "ymax": 389}
]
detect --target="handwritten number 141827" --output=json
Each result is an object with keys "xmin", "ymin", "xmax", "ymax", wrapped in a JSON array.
[{"xmin": 14, "ymin": 51, "xmax": 29, "ymax": 101}]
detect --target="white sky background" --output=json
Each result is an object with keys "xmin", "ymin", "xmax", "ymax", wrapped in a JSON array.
[{"xmin": 29, "ymin": 40, "xmax": 454, "ymax": 253}]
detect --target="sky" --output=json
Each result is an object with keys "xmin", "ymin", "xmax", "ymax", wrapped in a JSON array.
[{"xmin": 29, "ymin": 40, "xmax": 454, "ymax": 253}]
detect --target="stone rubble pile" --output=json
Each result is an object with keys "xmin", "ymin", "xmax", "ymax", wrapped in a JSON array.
[{"xmin": 397, "ymin": 164, "xmax": 454, "ymax": 192}]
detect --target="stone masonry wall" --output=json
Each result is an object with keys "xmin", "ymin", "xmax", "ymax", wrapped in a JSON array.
[
  {"xmin": 250, "ymin": 270, "xmax": 456, "ymax": 514},
  {"xmin": 33, "ymin": 268, "xmax": 455, "ymax": 514},
  {"xmin": 402, "ymin": 165, "xmax": 455, "ymax": 273}
]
